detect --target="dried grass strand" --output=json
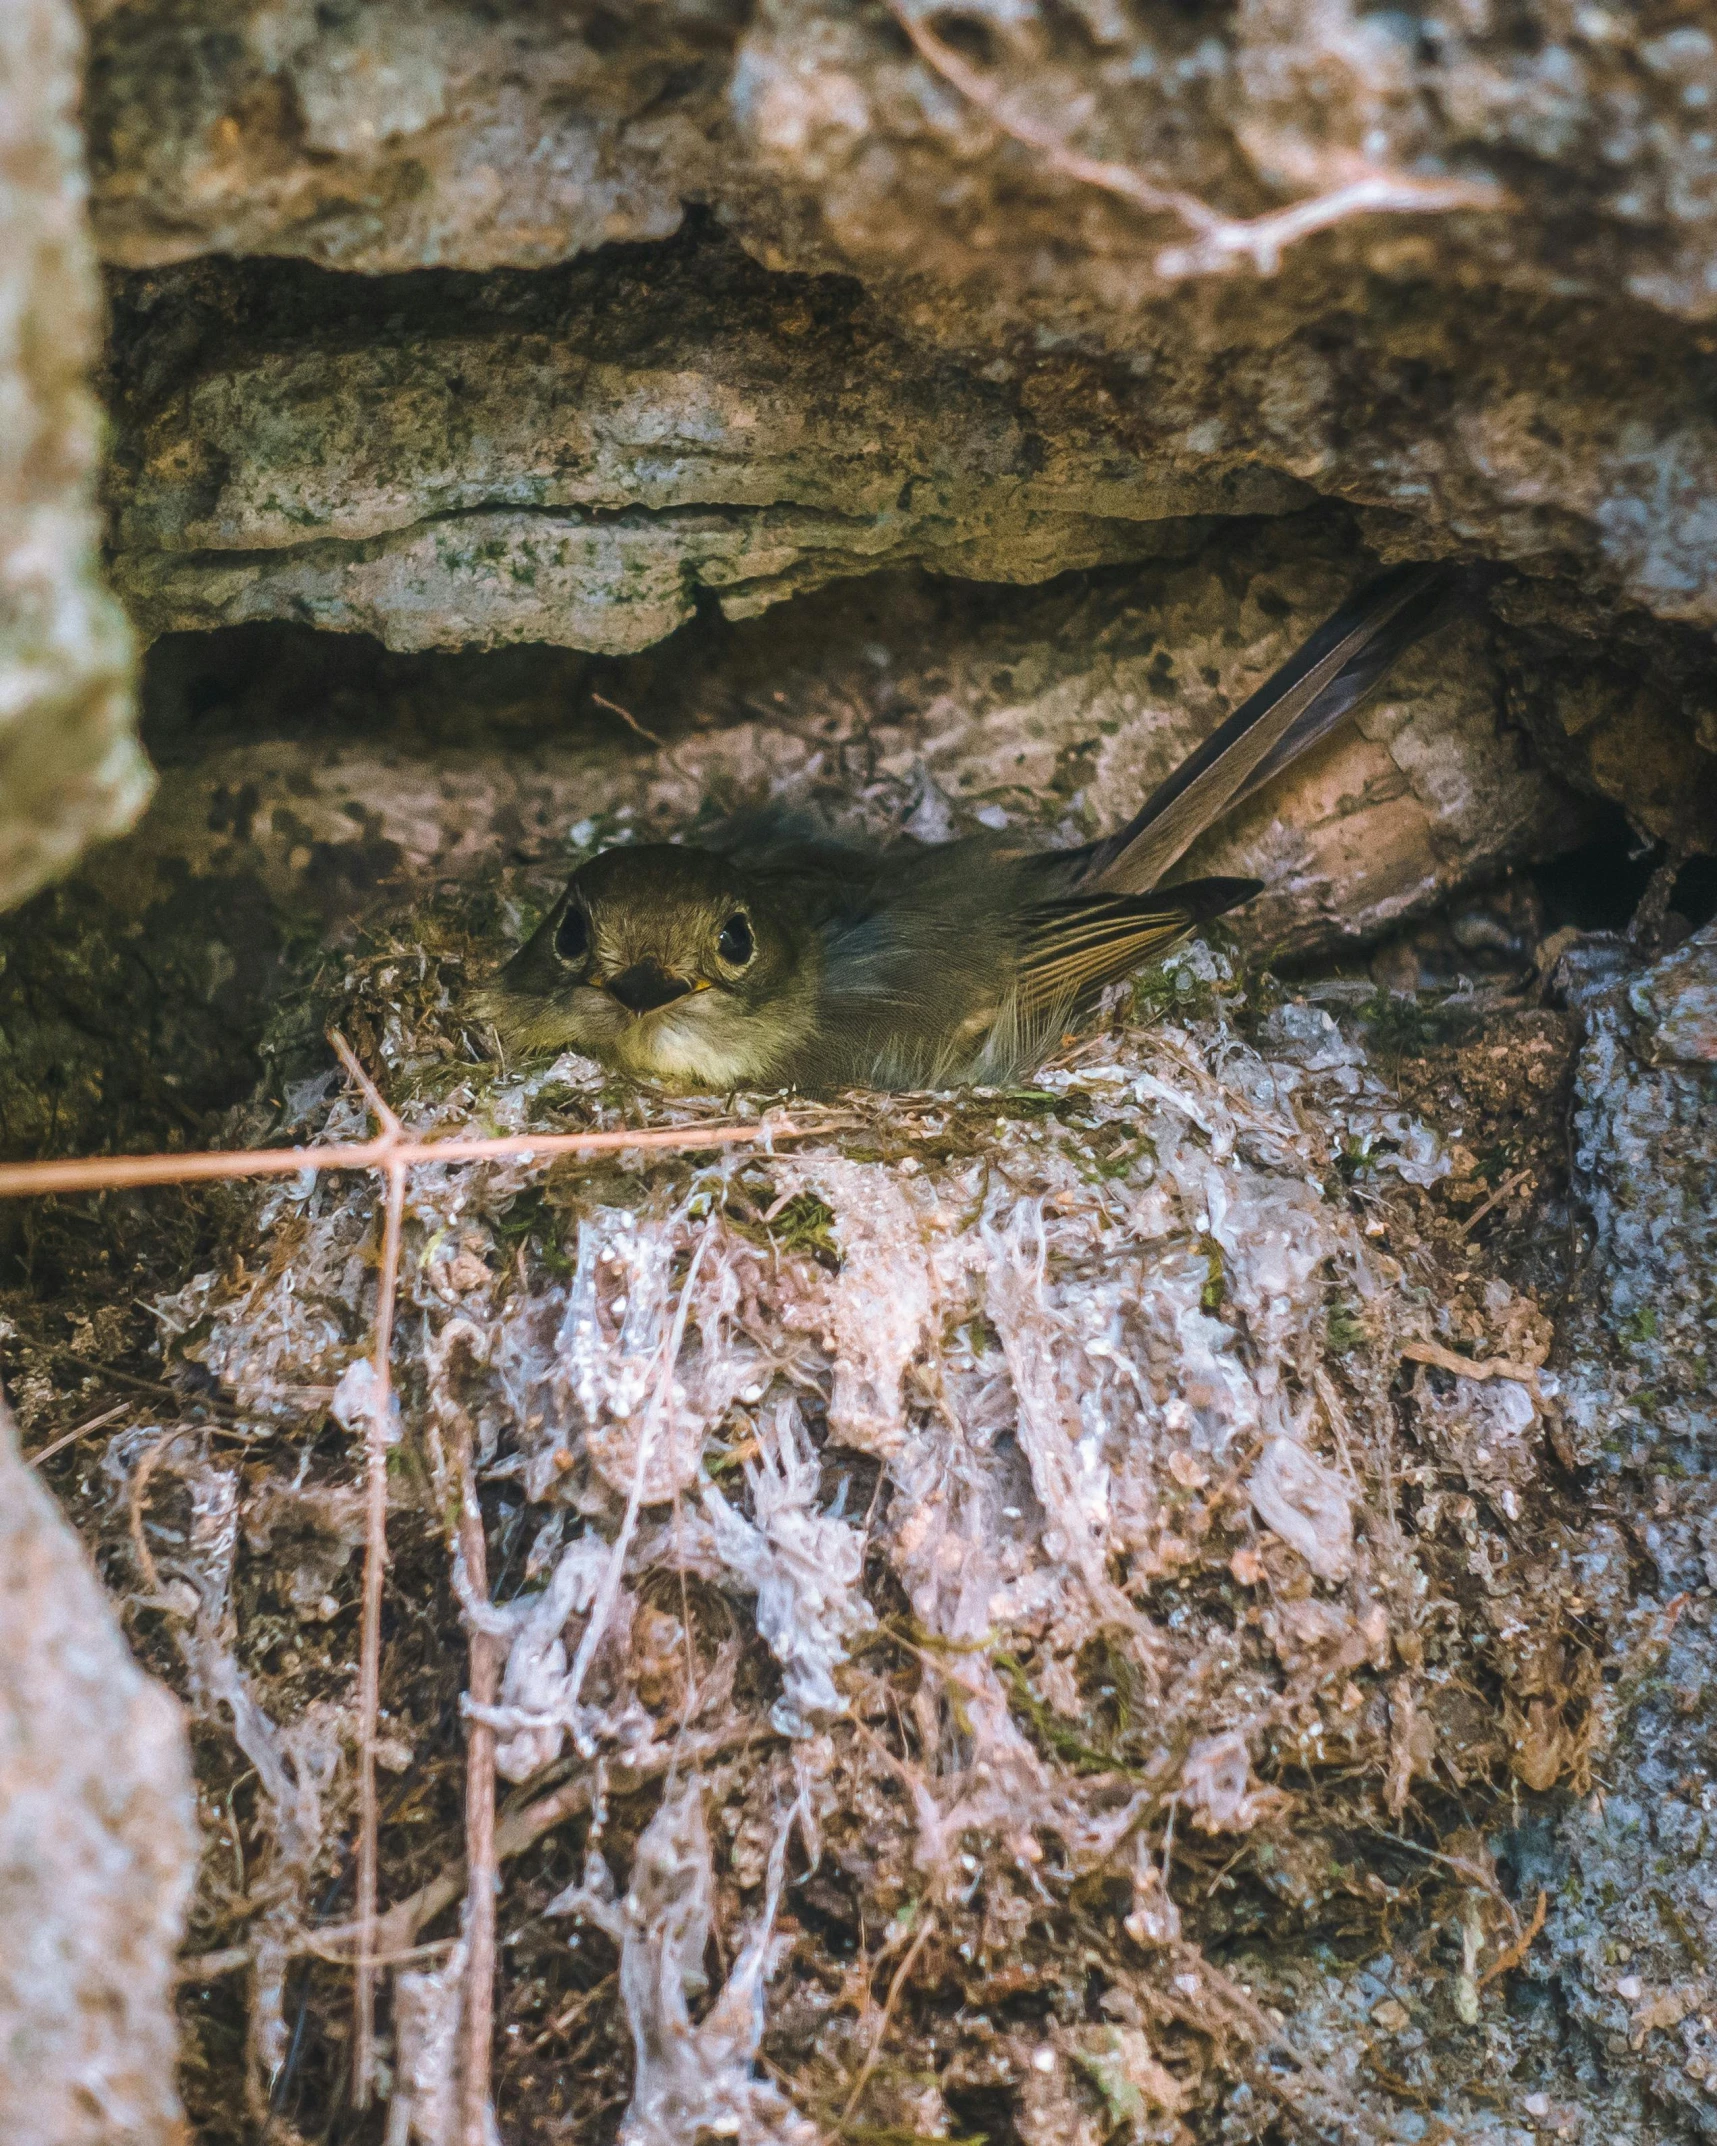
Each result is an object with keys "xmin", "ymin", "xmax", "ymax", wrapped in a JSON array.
[
  {"xmin": 27, "ymin": 1399, "xmax": 128, "ymax": 1468},
  {"xmin": 126, "ymin": 1432, "xmax": 174, "ymax": 1601},
  {"xmin": 1401, "ymin": 1338, "xmax": 1540, "ymax": 1387},
  {"xmin": 562, "ymin": 1222, "xmax": 714, "ymax": 1746},
  {"xmin": 315, "ymin": 1724, "xmax": 782, "ymax": 1963},
  {"xmin": 839, "ymin": 1909, "xmax": 937, "ymax": 2126},
  {"xmin": 450, "ymin": 1409, "xmax": 501, "ymax": 2146},
  {"xmin": 0, "ymin": 1111, "xmax": 839, "ymax": 1198},
  {"xmin": 591, "ymin": 690, "xmax": 668, "ymax": 751},
  {"xmin": 888, "ymin": 1, "xmax": 1508, "ymax": 277},
  {"xmin": 329, "ymin": 1035, "xmax": 407, "ymax": 2111}
]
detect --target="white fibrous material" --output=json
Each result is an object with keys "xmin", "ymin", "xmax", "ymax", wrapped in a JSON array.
[
  {"xmin": 240, "ymin": 1476, "xmax": 368, "ymax": 1622},
  {"xmin": 1257, "ymin": 1001, "xmax": 1452, "ymax": 1184},
  {"xmin": 383, "ymin": 1940, "xmax": 474, "ymax": 2146},
  {"xmin": 597, "ymin": 1780, "xmax": 816, "ymax": 2146},
  {"xmin": 701, "ymin": 1399, "xmax": 876, "ymax": 1735},
  {"xmin": 330, "ymin": 1357, "xmax": 402, "ymax": 1446},
  {"xmin": 460, "ymin": 1535, "xmax": 612, "ymax": 1781},
  {"xmin": 1180, "ymin": 1730, "xmax": 1267, "ymax": 1833},
  {"xmin": 984, "ymin": 1201, "xmax": 1145, "ymax": 1639},
  {"xmin": 151, "ymin": 989, "xmax": 1517, "ymax": 2130},
  {"xmin": 104, "ymin": 1430, "xmax": 349, "ymax": 2100},
  {"xmin": 1247, "ymin": 1437, "xmax": 1354, "ymax": 1583},
  {"xmin": 1415, "ymin": 1372, "xmax": 1542, "ymax": 1518},
  {"xmin": 771, "ymin": 1154, "xmax": 941, "ymax": 1457},
  {"xmin": 493, "ymin": 1198, "xmax": 770, "ymax": 1504}
]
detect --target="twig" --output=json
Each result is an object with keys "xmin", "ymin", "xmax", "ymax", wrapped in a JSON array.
[
  {"xmin": 839, "ymin": 1909, "xmax": 938, "ymax": 2127},
  {"xmin": 173, "ymin": 1946, "xmax": 252, "ymax": 1983},
  {"xmin": 1373, "ymin": 1828, "xmax": 1524, "ymax": 1942},
  {"xmin": 530, "ymin": 1971, "xmax": 617, "ymax": 2052},
  {"xmin": 314, "ymin": 1723, "xmax": 781, "ymax": 1960},
  {"xmin": 887, "ymin": 0, "xmax": 1508, "ymax": 279},
  {"xmin": 590, "ymin": 691, "xmax": 667, "ymax": 751},
  {"xmin": 1455, "ymin": 1165, "xmax": 1534, "ymax": 1241},
  {"xmin": 42, "ymin": 1346, "xmax": 239, "ymax": 1421},
  {"xmin": 1401, "ymin": 1338, "xmax": 1540, "ymax": 1388},
  {"xmin": 126, "ymin": 1432, "xmax": 175, "ymax": 1599},
  {"xmin": 0, "ymin": 1108, "xmax": 841, "ymax": 1198},
  {"xmin": 449, "ymin": 1398, "xmax": 501, "ymax": 2146},
  {"xmin": 27, "ymin": 1399, "xmax": 127, "ymax": 1468},
  {"xmin": 1479, "ymin": 1888, "xmax": 1547, "ymax": 1985},
  {"xmin": 330, "ymin": 1034, "xmax": 405, "ymax": 2112}
]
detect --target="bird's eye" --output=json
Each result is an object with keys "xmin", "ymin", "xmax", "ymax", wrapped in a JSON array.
[
  {"xmin": 554, "ymin": 905, "xmax": 590, "ymax": 965},
  {"xmin": 717, "ymin": 912, "xmax": 754, "ymax": 968}
]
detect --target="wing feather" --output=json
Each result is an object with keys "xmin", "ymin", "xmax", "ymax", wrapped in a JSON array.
[{"xmin": 1014, "ymin": 877, "xmax": 1260, "ymax": 1022}]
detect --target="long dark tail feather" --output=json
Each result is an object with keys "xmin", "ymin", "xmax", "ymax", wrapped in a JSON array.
[{"xmin": 1065, "ymin": 562, "xmax": 1463, "ymax": 896}]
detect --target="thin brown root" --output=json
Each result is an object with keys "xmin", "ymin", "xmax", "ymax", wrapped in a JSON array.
[
  {"xmin": 839, "ymin": 1909, "xmax": 938, "ymax": 2128},
  {"xmin": 886, "ymin": 1, "xmax": 1508, "ymax": 279},
  {"xmin": 451, "ymin": 1406, "xmax": 501, "ymax": 2145},
  {"xmin": 330, "ymin": 1032, "xmax": 406, "ymax": 2110}
]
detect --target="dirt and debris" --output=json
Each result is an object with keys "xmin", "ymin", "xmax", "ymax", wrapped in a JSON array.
[{"xmin": 6, "ymin": 865, "xmax": 1687, "ymax": 2146}]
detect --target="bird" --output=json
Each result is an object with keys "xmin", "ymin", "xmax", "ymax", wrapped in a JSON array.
[{"xmin": 473, "ymin": 563, "xmax": 1455, "ymax": 1095}]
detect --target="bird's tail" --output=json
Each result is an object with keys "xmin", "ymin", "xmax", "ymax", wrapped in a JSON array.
[{"xmin": 1071, "ymin": 562, "xmax": 1462, "ymax": 896}]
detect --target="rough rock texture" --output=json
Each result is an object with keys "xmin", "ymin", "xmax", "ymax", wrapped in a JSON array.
[
  {"xmin": 83, "ymin": 0, "xmax": 1717, "ymax": 320},
  {"xmin": 1518, "ymin": 923, "xmax": 1717, "ymax": 2137},
  {"xmin": 84, "ymin": 0, "xmax": 738, "ymax": 275},
  {"xmin": 87, "ymin": 3, "xmax": 1717, "ymax": 852},
  {"xmin": 0, "ymin": 1400, "xmax": 197, "ymax": 2144},
  {"xmin": 1564, "ymin": 919, "xmax": 1717, "ymax": 1465},
  {"xmin": 101, "ymin": 239, "xmax": 1297, "ymax": 656},
  {"xmin": 0, "ymin": 0, "xmax": 150, "ymax": 910}
]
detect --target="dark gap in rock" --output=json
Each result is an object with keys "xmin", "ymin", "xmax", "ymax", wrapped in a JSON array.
[
  {"xmin": 1529, "ymin": 805, "xmax": 1661, "ymax": 935},
  {"xmin": 1671, "ymin": 852, "xmax": 1717, "ymax": 931},
  {"xmin": 1530, "ymin": 811, "xmax": 1717, "ymax": 937}
]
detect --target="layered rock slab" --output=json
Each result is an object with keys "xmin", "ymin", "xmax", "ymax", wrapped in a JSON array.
[
  {"xmin": 103, "ymin": 240, "xmax": 1295, "ymax": 655},
  {"xmin": 0, "ymin": 0, "xmax": 149, "ymax": 911},
  {"xmin": 0, "ymin": 1403, "xmax": 197, "ymax": 2144},
  {"xmin": 84, "ymin": 0, "xmax": 1717, "ymax": 326},
  {"xmin": 100, "ymin": 223, "xmax": 1717, "ymax": 851}
]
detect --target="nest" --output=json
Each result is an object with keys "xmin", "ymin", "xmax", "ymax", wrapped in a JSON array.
[{"xmin": 7, "ymin": 903, "xmax": 1633, "ymax": 2146}]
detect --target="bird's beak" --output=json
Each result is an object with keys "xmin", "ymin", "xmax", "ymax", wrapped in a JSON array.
[{"xmin": 604, "ymin": 961, "xmax": 698, "ymax": 1015}]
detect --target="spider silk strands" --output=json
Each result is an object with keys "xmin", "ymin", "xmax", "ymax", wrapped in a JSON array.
[{"xmin": 0, "ymin": 1029, "xmax": 831, "ymax": 2117}]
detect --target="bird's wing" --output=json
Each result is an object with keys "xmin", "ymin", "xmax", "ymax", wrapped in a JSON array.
[
  {"xmin": 1013, "ymin": 876, "xmax": 1261, "ymax": 1028},
  {"xmin": 1064, "ymin": 562, "xmax": 1459, "ymax": 897}
]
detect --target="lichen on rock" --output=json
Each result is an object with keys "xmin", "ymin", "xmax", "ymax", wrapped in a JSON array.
[
  {"xmin": 1565, "ymin": 920, "xmax": 1717, "ymax": 1465},
  {"xmin": 0, "ymin": 0, "xmax": 150, "ymax": 912},
  {"xmin": 0, "ymin": 1401, "xmax": 196, "ymax": 2146}
]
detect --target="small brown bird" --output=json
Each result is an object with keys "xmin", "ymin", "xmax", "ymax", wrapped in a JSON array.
[{"xmin": 475, "ymin": 565, "xmax": 1453, "ymax": 1094}]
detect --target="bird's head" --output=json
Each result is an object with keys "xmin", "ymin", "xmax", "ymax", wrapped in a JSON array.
[{"xmin": 469, "ymin": 844, "xmax": 815, "ymax": 1090}]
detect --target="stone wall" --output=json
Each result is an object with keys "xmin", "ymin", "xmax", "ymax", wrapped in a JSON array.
[
  {"xmin": 78, "ymin": 0, "xmax": 1717, "ymax": 862},
  {"xmin": 0, "ymin": 0, "xmax": 150, "ymax": 910}
]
